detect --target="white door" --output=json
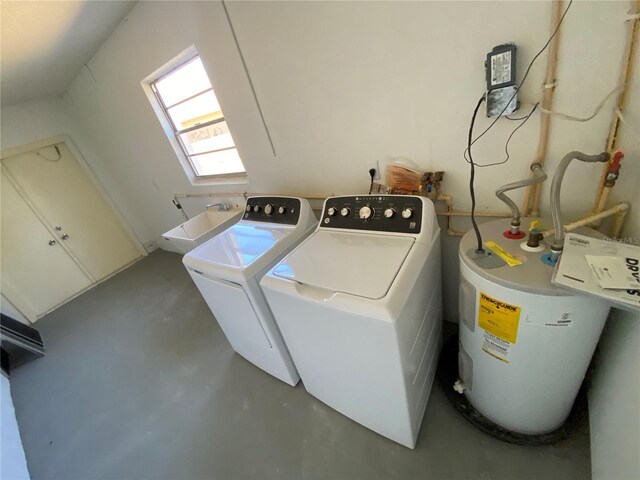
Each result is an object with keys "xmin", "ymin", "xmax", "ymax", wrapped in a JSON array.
[
  {"xmin": 2, "ymin": 142, "xmax": 141, "ymax": 282},
  {"xmin": 1, "ymin": 173, "xmax": 92, "ymax": 320}
]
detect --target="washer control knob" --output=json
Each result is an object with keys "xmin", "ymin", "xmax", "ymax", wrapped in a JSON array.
[
  {"xmin": 340, "ymin": 207, "xmax": 351, "ymax": 217},
  {"xmin": 384, "ymin": 208, "xmax": 396, "ymax": 219},
  {"xmin": 246, "ymin": 205, "xmax": 252, "ymax": 212},
  {"xmin": 359, "ymin": 206, "xmax": 374, "ymax": 220},
  {"xmin": 253, "ymin": 205, "xmax": 261, "ymax": 213},
  {"xmin": 278, "ymin": 206, "xmax": 287, "ymax": 214},
  {"xmin": 327, "ymin": 207, "xmax": 337, "ymax": 216},
  {"xmin": 264, "ymin": 204, "xmax": 274, "ymax": 215},
  {"xmin": 401, "ymin": 208, "xmax": 413, "ymax": 219}
]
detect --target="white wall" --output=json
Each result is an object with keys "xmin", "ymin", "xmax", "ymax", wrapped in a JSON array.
[
  {"xmin": 45, "ymin": 0, "xmax": 635, "ymax": 324},
  {"xmin": 0, "ymin": 98, "xmax": 146, "ymax": 321},
  {"xmin": 56, "ymin": 0, "xmax": 637, "ymax": 249},
  {"xmin": 63, "ymin": 0, "xmax": 274, "ymax": 242},
  {"xmin": 1, "ymin": 3, "xmax": 638, "ymax": 473},
  {"xmin": 590, "ymin": 309, "xmax": 640, "ymax": 480},
  {"xmin": 1, "ymin": 99, "xmax": 75, "ymax": 322},
  {"xmin": 1, "ymin": 98, "xmax": 74, "ymax": 148},
  {"xmin": 0, "ymin": 97, "xmax": 149, "ymax": 243},
  {"xmin": 589, "ymin": 40, "xmax": 640, "ymax": 477},
  {"xmin": 227, "ymin": 0, "xmax": 635, "ymax": 212},
  {"xmin": 2, "ymin": 2, "xmax": 636, "ymax": 318},
  {"xmin": 0, "ymin": 375, "xmax": 30, "ymax": 480}
]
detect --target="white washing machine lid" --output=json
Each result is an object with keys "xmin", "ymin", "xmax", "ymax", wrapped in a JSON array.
[
  {"xmin": 272, "ymin": 230, "xmax": 414, "ymax": 299},
  {"xmin": 184, "ymin": 222, "xmax": 297, "ymax": 280}
]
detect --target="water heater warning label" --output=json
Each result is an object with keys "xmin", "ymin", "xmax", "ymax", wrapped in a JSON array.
[
  {"xmin": 478, "ymin": 293, "xmax": 521, "ymax": 343},
  {"xmin": 482, "ymin": 332, "xmax": 511, "ymax": 363}
]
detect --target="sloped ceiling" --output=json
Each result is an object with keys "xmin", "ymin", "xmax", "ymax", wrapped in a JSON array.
[{"xmin": 1, "ymin": 0, "xmax": 137, "ymax": 107}]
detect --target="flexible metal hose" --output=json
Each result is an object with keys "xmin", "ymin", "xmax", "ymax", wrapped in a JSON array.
[
  {"xmin": 550, "ymin": 151, "xmax": 610, "ymax": 253},
  {"xmin": 495, "ymin": 163, "xmax": 547, "ymax": 232}
]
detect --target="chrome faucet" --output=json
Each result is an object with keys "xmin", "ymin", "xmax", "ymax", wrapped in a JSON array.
[{"xmin": 206, "ymin": 202, "xmax": 231, "ymax": 212}]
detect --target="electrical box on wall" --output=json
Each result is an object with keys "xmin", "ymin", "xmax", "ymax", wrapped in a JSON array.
[{"xmin": 485, "ymin": 44, "xmax": 518, "ymax": 117}]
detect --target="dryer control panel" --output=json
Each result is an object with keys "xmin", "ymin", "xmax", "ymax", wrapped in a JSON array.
[
  {"xmin": 320, "ymin": 195, "xmax": 422, "ymax": 233},
  {"xmin": 243, "ymin": 197, "xmax": 301, "ymax": 225}
]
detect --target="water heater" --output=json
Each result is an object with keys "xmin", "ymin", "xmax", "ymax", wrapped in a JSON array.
[{"xmin": 458, "ymin": 218, "xmax": 610, "ymax": 434}]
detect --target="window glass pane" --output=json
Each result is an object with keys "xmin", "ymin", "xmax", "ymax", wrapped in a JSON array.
[
  {"xmin": 150, "ymin": 53, "xmax": 246, "ymax": 178},
  {"xmin": 180, "ymin": 122, "xmax": 235, "ymax": 155},
  {"xmin": 155, "ymin": 57, "xmax": 212, "ymax": 107},
  {"xmin": 167, "ymin": 91, "xmax": 222, "ymax": 130},
  {"xmin": 190, "ymin": 148, "xmax": 246, "ymax": 176}
]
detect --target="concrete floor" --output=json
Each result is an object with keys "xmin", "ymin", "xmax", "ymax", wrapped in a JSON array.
[{"xmin": 10, "ymin": 250, "xmax": 591, "ymax": 479}]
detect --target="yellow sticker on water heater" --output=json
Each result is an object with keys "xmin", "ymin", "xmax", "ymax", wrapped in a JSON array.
[{"xmin": 478, "ymin": 292, "xmax": 521, "ymax": 344}]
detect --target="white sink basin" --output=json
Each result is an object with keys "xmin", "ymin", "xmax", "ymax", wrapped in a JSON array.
[{"xmin": 162, "ymin": 209, "xmax": 243, "ymax": 254}]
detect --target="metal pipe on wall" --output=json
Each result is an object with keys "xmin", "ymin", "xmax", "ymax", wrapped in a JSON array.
[
  {"xmin": 172, "ymin": 191, "xmax": 628, "ymax": 240},
  {"xmin": 522, "ymin": 0, "xmax": 565, "ymax": 218},
  {"xmin": 590, "ymin": 0, "xmax": 639, "ymax": 224},
  {"xmin": 496, "ymin": 164, "xmax": 547, "ymax": 235},
  {"xmin": 541, "ymin": 202, "xmax": 629, "ymax": 240},
  {"xmin": 173, "ymin": 192, "xmax": 333, "ymax": 200},
  {"xmin": 435, "ymin": 194, "xmax": 511, "ymax": 237},
  {"xmin": 171, "ymin": 192, "xmax": 333, "ymax": 220},
  {"xmin": 434, "ymin": 195, "xmax": 628, "ymax": 240}
]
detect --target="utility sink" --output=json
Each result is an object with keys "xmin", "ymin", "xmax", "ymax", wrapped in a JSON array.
[{"xmin": 162, "ymin": 209, "xmax": 243, "ymax": 254}]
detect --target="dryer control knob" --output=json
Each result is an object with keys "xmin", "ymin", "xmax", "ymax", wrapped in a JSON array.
[
  {"xmin": 278, "ymin": 206, "xmax": 287, "ymax": 214},
  {"xmin": 253, "ymin": 205, "xmax": 261, "ymax": 213},
  {"xmin": 359, "ymin": 206, "xmax": 374, "ymax": 220},
  {"xmin": 265, "ymin": 204, "xmax": 274, "ymax": 215},
  {"xmin": 327, "ymin": 207, "xmax": 337, "ymax": 216},
  {"xmin": 384, "ymin": 208, "xmax": 396, "ymax": 218},
  {"xmin": 246, "ymin": 205, "xmax": 252, "ymax": 212},
  {"xmin": 401, "ymin": 208, "xmax": 413, "ymax": 219},
  {"xmin": 340, "ymin": 207, "xmax": 351, "ymax": 217}
]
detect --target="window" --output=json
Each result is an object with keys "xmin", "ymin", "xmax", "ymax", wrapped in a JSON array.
[{"xmin": 150, "ymin": 56, "xmax": 246, "ymax": 179}]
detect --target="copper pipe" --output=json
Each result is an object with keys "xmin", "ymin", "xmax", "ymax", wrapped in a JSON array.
[
  {"xmin": 525, "ymin": 0, "xmax": 565, "ymax": 217},
  {"xmin": 173, "ymin": 192, "xmax": 333, "ymax": 200},
  {"xmin": 541, "ymin": 203, "xmax": 629, "ymax": 238},
  {"xmin": 611, "ymin": 206, "xmax": 630, "ymax": 239},
  {"xmin": 435, "ymin": 194, "xmax": 511, "ymax": 236},
  {"xmin": 591, "ymin": 0, "xmax": 640, "ymax": 224},
  {"xmin": 437, "ymin": 211, "xmax": 512, "ymax": 218}
]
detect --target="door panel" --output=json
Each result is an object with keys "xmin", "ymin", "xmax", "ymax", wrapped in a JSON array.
[
  {"xmin": 1, "ymin": 174, "xmax": 92, "ymax": 320},
  {"xmin": 189, "ymin": 272, "xmax": 273, "ymax": 361},
  {"xmin": 3, "ymin": 143, "xmax": 141, "ymax": 281}
]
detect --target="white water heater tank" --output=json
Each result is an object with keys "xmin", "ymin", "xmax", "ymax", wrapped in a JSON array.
[{"xmin": 458, "ymin": 218, "xmax": 610, "ymax": 434}]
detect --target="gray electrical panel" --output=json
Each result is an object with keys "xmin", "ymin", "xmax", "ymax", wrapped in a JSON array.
[{"xmin": 485, "ymin": 44, "xmax": 518, "ymax": 117}]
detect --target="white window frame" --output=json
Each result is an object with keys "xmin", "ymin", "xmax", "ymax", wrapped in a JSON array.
[{"xmin": 141, "ymin": 46, "xmax": 249, "ymax": 186}]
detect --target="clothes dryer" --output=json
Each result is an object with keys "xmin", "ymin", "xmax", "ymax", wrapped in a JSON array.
[{"xmin": 183, "ymin": 197, "xmax": 317, "ymax": 385}]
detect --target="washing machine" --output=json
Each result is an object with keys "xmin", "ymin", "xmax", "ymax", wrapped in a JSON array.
[
  {"xmin": 183, "ymin": 197, "xmax": 317, "ymax": 386},
  {"xmin": 260, "ymin": 195, "xmax": 442, "ymax": 448}
]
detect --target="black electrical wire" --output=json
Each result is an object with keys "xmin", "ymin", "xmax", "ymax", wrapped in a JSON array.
[
  {"xmin": 464, "ymin": 0, "xmax": 573, "ymax": 165},
  {"xmin": 505, "ymin": 113, "xmax": 530, "ymax": 121},
  {"xmin": 368, "ymin": 168, "xmax": 376, "ymax": 194},
  {"xmin": 468, "ymin": 95, "xmax": 486, "ymax": 253},
  {"xmin": 465, "ymin": 100, "xmax": 537, "ymax": 255},
  {"xmin": 475, "ymin": 102, "xmax": 539, "ymax": 168}
]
